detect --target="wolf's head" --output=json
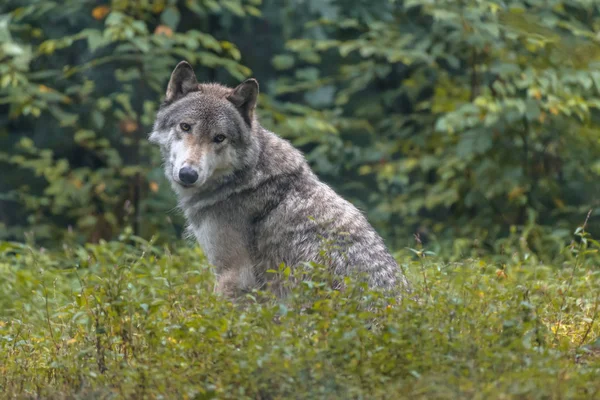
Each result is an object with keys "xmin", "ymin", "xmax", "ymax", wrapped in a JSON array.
[{"xmin": 150, "ymin": 61, "xmax": 261, "ymax": 195}]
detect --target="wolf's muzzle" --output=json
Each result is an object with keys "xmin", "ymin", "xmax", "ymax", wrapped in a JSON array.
[{"xmin": 179, "ymin": 166, "xmax": 199, "ymax": 185}]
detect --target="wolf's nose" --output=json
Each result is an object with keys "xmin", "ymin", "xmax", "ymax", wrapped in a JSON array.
[{"xmin": 179, "ymin": 167, "xmax": 199, "ymax": 185}]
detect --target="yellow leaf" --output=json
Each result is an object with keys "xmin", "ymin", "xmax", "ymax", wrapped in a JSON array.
[
  {"xmin": 507, "ymin": 186, "xmax": 525, "ymax": 201},
  {"xmin": 358, "ymin": 165, "xmax": 372, "ymax": 175},
  {"xmin": 149, "ymin": 181, "xmax": 159, "ymax": 193},
  {"xmin": 553, "ymin": 198, "xmax": 565, "ymax": 208},
  {"xmin": 92, "ymin": 6, "xmax": 110, "ymax": 20},
  {"xmin": 95, "ymin": 183, "xmax": 106, "ymax": 194},
  {"xmin": 529, "ymin": 88, "xmax": 542, "ymax": 100},
  {"xmin": 119, "ymin": 119, "xmax": 138, "ymax": 134},
  {"xmin": 154, "ymin": 25, "xmax": 173, "ymax": 37},
  {"xmin": 539, "ymin": 112, "xmax": 546, "ymax": 123},
  {"xmin": 152, "ymin": 3, "xmax": 165, "ymax": 13}
]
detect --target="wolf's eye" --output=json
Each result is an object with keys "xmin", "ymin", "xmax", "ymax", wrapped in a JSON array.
[
  {"xmin": 180, "ymin": 123, "xmax": 191, "ymax": 132},
  {"xmin": 213, "ymin": 134, "xmax": 226, "ymax": 143}
]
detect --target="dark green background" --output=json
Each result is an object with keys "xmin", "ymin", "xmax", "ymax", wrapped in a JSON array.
[{"xmin": 1, "ymin": 0, "xmax": 599, "ymax": 259}]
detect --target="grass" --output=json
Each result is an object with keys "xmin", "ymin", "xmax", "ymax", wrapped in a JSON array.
[{"xmin": 0, "ymin": 227, "xmax": 599, "ymax": 399}]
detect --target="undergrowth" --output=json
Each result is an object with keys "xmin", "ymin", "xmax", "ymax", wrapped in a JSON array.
[{"xmin": 0, "ymin": 226, "xmax": 599, "ymax": 399}]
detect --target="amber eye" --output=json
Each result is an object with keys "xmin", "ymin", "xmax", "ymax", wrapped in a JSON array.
[
  {"xmin": 214, "ymin": 134, "xmax": 226, "ymax": 143},
  {"xmin": 180, "ymin": 123, "xmax": 191, "ymax": 132}
]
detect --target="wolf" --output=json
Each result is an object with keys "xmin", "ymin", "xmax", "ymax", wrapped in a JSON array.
[{"xmin": 149, "ymin": 61, "xmax": 410, "ymax": 298}]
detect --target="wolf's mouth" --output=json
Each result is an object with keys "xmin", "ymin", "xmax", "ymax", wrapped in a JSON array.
[
  {"xmin": 172, "ymin": 176, "xmax": 195, "ymax": 189},
  {"xmin": 176, "ymin": 181, "xmax": 195, "ymax": 189}
]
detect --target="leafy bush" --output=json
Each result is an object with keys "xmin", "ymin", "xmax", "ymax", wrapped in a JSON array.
[
  {"xmin": 2, "ymin": 0, "xmax": 599, "ymax": 256},
  {"xmin": 267, "ymin": 0, "xmax": 600, "ymax": 253},
  {"xmin": 0, "ymin": 0, "xmax": 255, "ymax": 243},
  {"xmin": 1, "ymin": 225, "xmax": 599, "ymax": 399},
  {"xmin": 2, "ymin": 2, "xmax": 599, "ymax": 398}
]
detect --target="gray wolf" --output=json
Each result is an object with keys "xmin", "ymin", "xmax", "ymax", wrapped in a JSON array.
[{"xmin": 150, "ymin": 61, "xmax": 410, "ymax": 298}]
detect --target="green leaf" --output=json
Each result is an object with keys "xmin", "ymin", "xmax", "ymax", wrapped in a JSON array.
[
  {"xmin": 74, "ymin": 130, "xmax": 95, "ymax": 144},
  {"xmin": 272, "ymin": 54, "xmax": 295, "ymax": 70},
  {"xmin": 161, "ymin": 7, "xmax": 181, "ymax": 30},
  {"xmin": 85, "ymin": 29, "xmax": 105, "ymax": 52}
]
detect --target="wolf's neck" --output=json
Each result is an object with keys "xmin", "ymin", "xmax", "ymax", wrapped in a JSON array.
[{"xmin": 178, "ymin": 125, "xmax": 307, "ymax": 217}]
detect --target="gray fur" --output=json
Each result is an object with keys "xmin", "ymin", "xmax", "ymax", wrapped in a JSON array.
[{"xmin": 150, "ymin": 61, "xmax": 411, "ymax": 298}]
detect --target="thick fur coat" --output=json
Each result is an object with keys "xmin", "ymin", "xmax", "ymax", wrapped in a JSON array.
[{"xmin": 150, "ymin": 61, "xmax": 410, "ymax": 297}]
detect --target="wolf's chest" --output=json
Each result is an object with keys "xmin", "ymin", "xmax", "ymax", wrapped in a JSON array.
[{"xmin": 190, "ymin": 215, "xmax": 253, "ymax": 270}]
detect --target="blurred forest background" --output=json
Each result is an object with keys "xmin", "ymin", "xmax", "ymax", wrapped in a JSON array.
[{"xmin": 1, "ymin": 0, "xmax": 599, "ymax": 258}]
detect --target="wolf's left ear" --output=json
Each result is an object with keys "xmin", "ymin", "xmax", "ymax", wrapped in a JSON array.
[
  {"xmin": 227, "ymin": 79, "xmax": 259, "ymax": 126},
  {"xmin": 165, "ymin": 61, "xmax": 199, "ymax": 104}
]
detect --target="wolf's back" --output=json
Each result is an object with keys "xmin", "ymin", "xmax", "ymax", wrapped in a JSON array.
[{"xmin": 248, "ymin": 128, "xmax": 410, "ymax": 293}]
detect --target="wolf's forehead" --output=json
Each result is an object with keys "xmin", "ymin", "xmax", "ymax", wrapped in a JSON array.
[{"xmin": 156, "ymin": 94, "xmax": 233, "ymax": 129}]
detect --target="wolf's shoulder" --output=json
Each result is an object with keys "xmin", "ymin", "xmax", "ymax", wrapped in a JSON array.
[{"xmin": 255, "ymin": 128, "xmax": 308, "ymax": 175}]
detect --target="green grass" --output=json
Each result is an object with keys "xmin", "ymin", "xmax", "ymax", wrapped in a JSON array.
[{"xmin": 0, "ymin": 229, "xmax": 599, "ymax": 399}]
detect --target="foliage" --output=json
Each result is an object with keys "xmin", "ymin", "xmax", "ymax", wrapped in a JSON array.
[
  {"xmin": 1, "ymin": 0, "xmax": 600, "ymax": 254},
  {"xmin": 0, "ymin": 0, "xmax": 257, "ymax": 243},
  {"xmin": 2, "ymin": 2, "xmax": 600, "ymax": 397},
  {"xmin": 1, "ymin": 224, "xmax": 599, "ymax": 399},
  {"xmin": 266, "ymin": 0, "xmax": 600, "ymax": 254}
]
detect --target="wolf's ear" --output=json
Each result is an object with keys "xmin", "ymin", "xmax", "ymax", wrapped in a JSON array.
[
  {"xmin": 165, "ymin": 61, "xmax": 199, "ymax": 104},
  {"xmin": 227, "ymin": 79, "xmax": 259, "ymax": 126}
]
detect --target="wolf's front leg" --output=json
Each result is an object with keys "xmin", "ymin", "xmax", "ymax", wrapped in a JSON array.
[{"xmin": 213, "ymin": 265, "xmax": 257, "ymax": 298}]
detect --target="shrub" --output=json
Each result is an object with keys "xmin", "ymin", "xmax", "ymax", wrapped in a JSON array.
[{"xmin": 1, "ymin": 225, "xmax": 599, "ymax": 399}]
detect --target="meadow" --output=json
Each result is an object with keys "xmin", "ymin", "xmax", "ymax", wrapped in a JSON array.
[{"xmin": 1, "ymin": 225, "xmax": 599, "ymax": 399}]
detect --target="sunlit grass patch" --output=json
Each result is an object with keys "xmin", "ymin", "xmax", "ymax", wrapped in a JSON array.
[{"xmin": 0, "ymin": 231, "xmax": 599, "ymax": 399}]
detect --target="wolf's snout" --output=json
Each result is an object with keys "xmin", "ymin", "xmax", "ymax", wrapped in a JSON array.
[{"xmin": 179, "ymin": 166, "xmax": 199, "ymax": 185}]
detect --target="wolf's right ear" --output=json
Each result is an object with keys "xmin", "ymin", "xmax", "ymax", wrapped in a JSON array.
[{"xmin": 165, "ymin": 61, "xmax": 199, "ymax": 104}]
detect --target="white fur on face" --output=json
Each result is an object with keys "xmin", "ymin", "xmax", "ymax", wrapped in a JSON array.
[
  {"xmin": 148, "ymin": 128, "xmax": 169, "ymax": 146},
  {"xmin": 168, "ymin": 134, "xmax": 238, "ymax": 190},
  {"xmin": 198, "ymin": 145, "xmax": 238, "ymax": 183},
  {"xmin": 170, "ymin": 139, "xmax": 189, "ymax": 182}
]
